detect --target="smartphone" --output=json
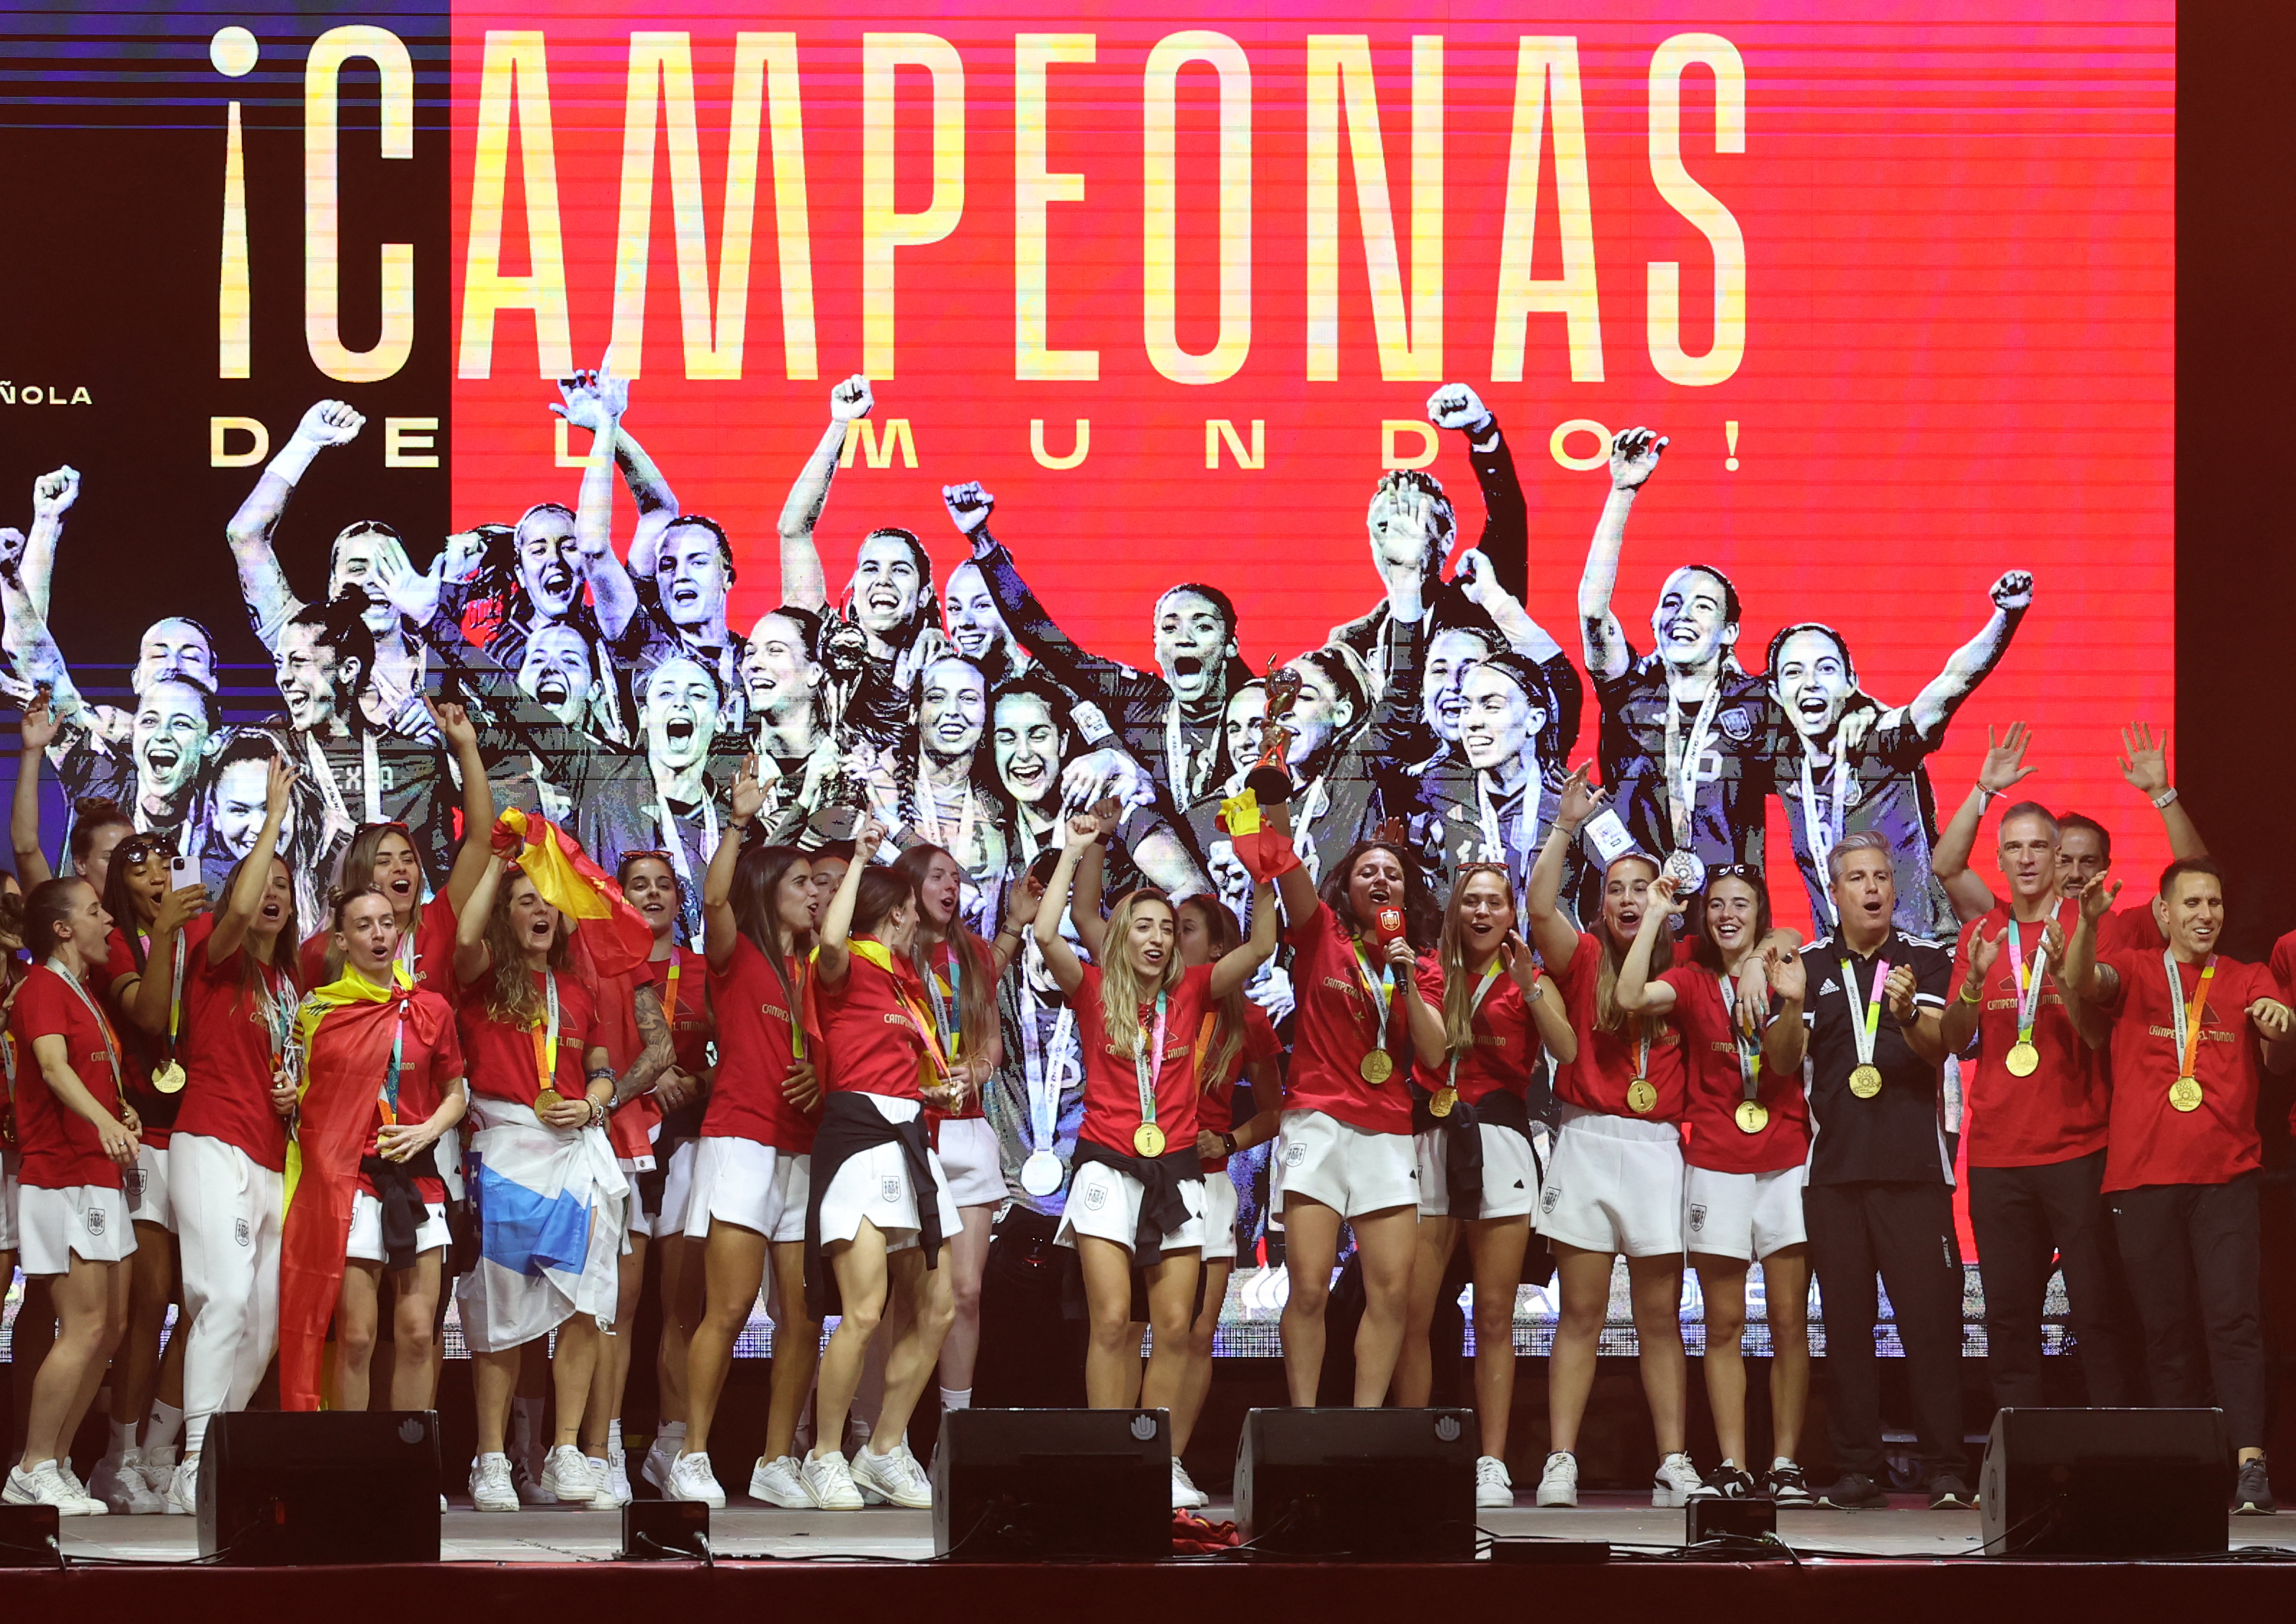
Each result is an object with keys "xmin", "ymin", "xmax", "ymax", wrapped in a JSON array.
[{"xmin": 168, "ymin": 853, "xmax": 194, "ymax": 890}]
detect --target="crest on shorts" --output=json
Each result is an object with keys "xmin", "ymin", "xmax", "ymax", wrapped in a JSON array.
[
  {"xmin": 880, "ymin": 1176, "xmax": 904, "ymax": 1203},
  {"xmin": 86, "ymin": 1205, "xmax": 106, "ymax": 1236},
  {"xmin": 1540, "ymin": 1185, "xmax": 1560, "ymax": 1214},
  {"xmin": 1688, "ymin": 1204, "xmax": 1707, "ymax": 1232},
  {"xmin": 1083, "ymin": 1182, "xmax": 1109, "ymax": 1212},
  {"xmin": 1284, "ymin": 1142, "xmax": 1307, "ymax": 1168},
  {"xmin": 235, "ymin": 1216, "xmax": 251, "ymax": 1247}
]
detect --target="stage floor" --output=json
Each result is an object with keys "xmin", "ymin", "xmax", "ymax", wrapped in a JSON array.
[{"xmin": 47, "ymin": 1494, "xmax": 2295, "ymax": 1564}]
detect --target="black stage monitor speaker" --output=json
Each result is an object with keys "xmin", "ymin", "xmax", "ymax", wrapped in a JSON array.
[
  {"xmin": 623, "ymin": 1499, "xmax": 710, "ymax": 1560},
  {"xmin": 1978, "ymin": 1407, "xmax": 2229, "ymax": 1556},
  {"xmin": 198, "ymin": 1410, "xmax": 441, "ymax": 1564},
  {"xmin": 931, "ymin": 1408, "xmax": 1171, "ymax": 1560},
  {"xmin": 0, "ymin": 1503, "xmax": 61, "ymax": 1566},
  {"xmin": 1234, "ymin": 1407, "xmax": 1475, "ymax": 1560}
]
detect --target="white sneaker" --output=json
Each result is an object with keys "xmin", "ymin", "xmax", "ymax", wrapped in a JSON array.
[
  {"xmin": 542, "ymin": 1445, "xmax": 605, "ymax": 1507},
  {"xmin": 800, "ymin": 1450, "xmax": 865, "ymax": 1511},
  {"xmin": 469, "ymin": 1452, "xmax": 519, "ymax": 1512},
  {"xmin": 1475, "ymin": 1455, "xmax": 1515, "ymax": 1510},
  {"xmin": 642, "ymin": 1438, "xmax": 679, "ymax": 1495},
  {"xmin": 6, "ymin": 1459, "xmax": 107, "ymax": 1515},
  {"xmin": 665, "ymin": 1451, "xmax": 726, "ymax": 1509},
  {"xmin": 1535, "ymin": 1451, "xmax": 1578, "ymax": 1508},
  {"xmin": 749, "ymin": 1455, "xmax": 811, "ymax": 1509},
  {"xmin": 90, "ymin": 1451, "xmax": 166, "ymax": 1515},
  {"xmin": 604, "ymin": 1447, "xmax": 634, "ymax": 1507},
  {"xmin": 1171, "ymin": 1458, "xmax": 1209, "ymax": 1510},
  {"xmin": 1652, "ymin": 1451, "xmax": 1702, "ymax": 1508},
  {"xmin": 166, "ymin": 1454, "xmax": 200, "ymax": 1517},
  {"xmin": 851, "ymin": 1443, "xmax": 932, "ymax": 1510}
]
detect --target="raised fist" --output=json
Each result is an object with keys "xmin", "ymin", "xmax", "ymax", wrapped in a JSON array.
[
  {"xmin": 296, "ymin": 400, "xmax": 365, "ymax": 447},
  {"xmin": 829, "ymin": 375, "xmax": 874, "ymax": 423},
  {"xmin": 941, "ymin": 481, "xmax": 995, "ymax": 536},
  {"xmin": 1426, "ymin": 383, "xmax": 1493, "ymax": 434},
  {"xmin": 31, "ymin": 466, "xmax": 78, "ymax": 522},
  {"xmin": 1989, "ymin": 570, "xmax": 2034, "ymax": 612}
]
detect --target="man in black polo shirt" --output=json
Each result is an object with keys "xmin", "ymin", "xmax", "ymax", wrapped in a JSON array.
[{"xmin": 1767, "ymin": 831, "xmax": 1968, "ymax": 1510}]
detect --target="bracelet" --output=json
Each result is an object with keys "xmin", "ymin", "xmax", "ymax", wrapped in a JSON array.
[
  {"xmin": 2151, "ymin": 786, "xmax": 2179, "ymax": 810},
  {"xmin": 587, "ymin": 1097, "xmax": 608, "ymax": 1129},
  {"xmin": 1221, "ymin": 1132, "xmax": 1238, "ymax": 1156},
  {"xmin": 1976, "ymin": 784, "xmax": 2002, "ymax": 804},
  {"xmin": 1958, "ymin": 985, "xmax": 1981, "ymax": 1005}
]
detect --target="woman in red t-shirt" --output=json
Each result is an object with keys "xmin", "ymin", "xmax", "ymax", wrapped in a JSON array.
[
  {"xmin": 169, "ymin": 757, "xmax": 303, "ymax": 1511},
  {"xmin": 670, "ymin": 762, "xmax": 824, "ymax": 1511},
  {"xmin": 891, "ymin": 841, "xmax": 1027, "ymax": 1424},
  {"xmin": 1619, "ymin": 867, "xmax": 1814, "ymax": 1504},
  {"xmin": 1395, "ymin": 864, "xmax": 1577, "ymax": 1508},
  {"xmin": 452, "ymin": 841, "xmax": 629, "ymax": 1514},
  {"xmin": 803, "ymin": 812, "xmax": 963, "ymax": 1513},
  {"xmin": 1036, "ymin": 817, "xmax": 1274, "ymax": 1417},
  {"xmin": 4, "ymin": 878, "xmax": 140, "ymax": 1515},
  {"xmin": 1523, "ymin": 767, "xmax": 1693, "ymax": 1510}
]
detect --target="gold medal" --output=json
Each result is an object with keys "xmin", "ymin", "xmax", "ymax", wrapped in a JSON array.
[
  {"xmin": 2169, "ymin": 1075, "xmax": 2203, "ymax": 1113},
  {"xmin": 1626, "ymin": 1078, "xmax": 1657, "ymax": 1114},
  {"xmin": 1360, "ymin": 1050, "xmax": 1395, "ymax": 1085},
  {"xmin": 1134, "ymin": 1121, "xmax": 1166, "ymax": 1157},
  {"xmin": 1734, "ymin": 1099, "xmax": 1769, "ymax": 1134},
  {"xmin": 2004, "ymin": 1040, "xmax": 2040, "ymax": 1078},
  {"xmin": 151, "ymin": 1060, "xmax": 186, "ymax": 1094},
  {"xmin": 535, "ymin": 1087, "xmax": 565, "ymax": 1116},
  {"xmin": 1429, "ymin": 1086, "xmax": 1457, "ymax": 1119},
  {"xmin": 1847, "ymin": 1063, "xmax": 1883, "ymax": 1099}
]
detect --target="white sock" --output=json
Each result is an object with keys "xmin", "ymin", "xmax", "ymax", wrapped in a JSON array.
[
  {"xmin": 939, "ymin": 1387, "xmax": 972, "ymax": 1413},
  {"xmin": 656, "ymin": 1422, "xmax": 686, "ymax": 1450},
  {"xmin": 109, "ymin": 1420, "xmax": 135, "ymax": 1458},
  {"xmin": 145, "ymin": 1401, "xmax": 184, "ymax": 1455}
]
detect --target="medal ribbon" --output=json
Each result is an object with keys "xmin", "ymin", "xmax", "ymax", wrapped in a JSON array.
[
  {"xmin": 924, "ymin": 943, "xmax": 964, "ymax": 1062},
  {"xmin": 1663, "ymin": 683, "xmax": 1721, "ymax": 853},
  {"xmin": 377, "ymin": 996, "xmax": 408, "ymax": 1127},
  {"xmin": 49, "ymin": 959, "xmax": 127, "ymax": 1114},
  {"xmin": 655, "ymin": 791, "xmax": 721, "ymax": 888},
  {"xmin": 528, "ymin": 970, "xmax": 562, "ymax": 1099},
  {"xmin": 1019, "ymin": 983, "xmax": 1076, "ymax": 1154},
  {"xmin": 2164, "ymin": 949, "xmax": 2218, "ymax": 1081},
  {"xmin": 1352, "ymin": 944, "xmax": 1397, "ymax": 1069},
  {"xmin": 1717, "ymin": 970, "xmax": 1763, "ymax": 1104},
  {"xmin": 1475, "ymin": 771, "xmax": 1540, "ymax": 894},
  {"xmin": 1798, "ymin": 750, "xmax": 1850, "ymax": 925},
  {"xmin": 1133, "ymin": 990, "xmax": 1169, "ymax": 1132},
  {"xmin": 783, "ymin": 954, "xmax": 807, "ymax": 1062},
  {"xmin": 1841, "ymin": 953, "xmax": 1893, "ymax": 1072},
  {"xmin": 1446, "ymin": 960, "xmax": 1503, "ymax": 1093},
  {"xmin": 2006, "ymin": 919, "xmax": 2049, "ymax": 1051}
]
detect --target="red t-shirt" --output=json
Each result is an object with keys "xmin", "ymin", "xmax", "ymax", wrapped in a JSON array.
[
  {"xmin": 298, "ymin": 893, "xmax": 462, "ymax": 996},
  {"xmin": 2094, "ymin": 947, "xmax": 2282, "ymax": 1191},
  {"xmin": 1072, "ymin": 962, "xmax": 1215, "ymax": 1152},
  {"xmin": 643, "ymin": 945, "xmax": 713, "ymax": 1078},
  {"xmin": 1196, "ymin": 1002, "xmax": 1281, "ymax": 1174},
  {"xmin": 346, "ymin": 988, "xmax": 464, "ymax": 1204},
  {"xmin": 173, "ymin": 916, "xmax": 297, "ymax": 1172},
  {"xmin": 98, "ymin": 927, "xmax": 170, "ymax": 1147},
  {"xmin": 1656, "ymin": 964, "xmax": 1809, "ymax": 1174},
  {"xmin": 816, "ymin": 947, "xmax": 929, "ymax": 1102},
  {"xmin": 921, "ymin": 937, "xmax": 991, "ymax": 1122},
  {"xmin": 1952, "ymin": 904, "xmax": 2110, "ymax": 1168},
  {"xmin": 702, "ymin": 934, "xmax": 815, "ymax": 1153},
  {"xmin": 1408, "ymin": 957, "xmax": 1541, "ymax": 1109},
  {"xmin": 1551, "ymin": 930, "xmax": 1687, "ymax": 1122},
  {"xmin": 455, "ymin": 966, "xmax": 608, "ymax": 1107},
  {"xmin": 1280, "ymin": 903, "xmax": 1413, "ymax": 1136},
  {"xmin": 11, "ymin": 964, "xmax": 128, "ymax": 1190}
]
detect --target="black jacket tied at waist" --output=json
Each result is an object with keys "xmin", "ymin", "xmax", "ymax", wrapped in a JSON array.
[
  {"xmin": 356, "ymin": 1154, "xmax": 426, "ymax": 1273},
  {"xmin": 1072, "ymin": 1139, "xmax": 1204, "ymax": 1263},
  {"xmin": 804, "ymin": 1091, "xmax": 942, "ymax": 1321},
  {"xmin": 1410, "ymin": 1088, "xmax": 1532, "ymax": 1221}
]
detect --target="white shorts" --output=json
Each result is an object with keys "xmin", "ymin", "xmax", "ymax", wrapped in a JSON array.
[
  {"xmin": 1683, "ymin": 1163, "xmax": 1808, "ymax": 1263},
  {"xmin": 1415, "ymin": 1120, "xmax": 1539, "ymax": 1220},
  {"xmin": 683, "ymin": 1136, "xmax": 809, "ymax": 1245},
  {"xmin": 1055, "ymin": 1160, "xmax": 1205, "ymax": 1260},
  {"xmin": 656, "ymin": 1140, "xmax": 699, "ymax": 1237},
  {"xmin": 0, "ymin": 1149, "xmax": 18, "ymax": 1253},
  {"xmin": 1273, "ymin": 1109, "xmax": 1417, "ymax": 1221},
  {"xmin": 346, "ymin": 1191, "xmax": 449, "ymax": 1264},
  {"xmin": 125, "ymin": 1141, "xmax": 174, "ymax": 1232},
  {"xmin": 815, "ymin": 1096, "xmax": 960, "ymax": 1255},
  {"xmin": 18, "ymin": 1182, "xmax": 138, "ymax": 1276},
  {"xmin": 935, "ymin": 1116, "xmax": 1007, "ymax": 1209},
  {"xmin": 1201, "ymin": 1168, "xmax": 1239, "ymax": 1263},
  {"xmin": 623, "ymin": 1169, "xmax": 658, "ymax": 1240},
  {"xmin": 1534, "ymin": 1106, "xmax": 1685, "ymax": 1258}
]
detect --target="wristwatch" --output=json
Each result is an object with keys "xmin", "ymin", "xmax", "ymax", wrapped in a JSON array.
[{"xmin": 1220, "ymin": 1132, "xmax": 1238, "ymax": 1156}]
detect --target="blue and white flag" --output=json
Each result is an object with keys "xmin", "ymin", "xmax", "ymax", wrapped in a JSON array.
[{"xmin": 454, "ymin": 1098, "xmax": 627, "ymax": 1354}]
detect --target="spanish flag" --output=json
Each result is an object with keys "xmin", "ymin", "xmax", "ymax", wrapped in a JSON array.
[{"xmin": 493, "ymin": 808, "xmax": 654, "ymax": 978}]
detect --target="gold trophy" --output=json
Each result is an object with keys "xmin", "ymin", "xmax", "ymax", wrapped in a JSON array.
[{"xmin": 1244, "ymin": 660, "xmax": 1305, "ymax": 806}]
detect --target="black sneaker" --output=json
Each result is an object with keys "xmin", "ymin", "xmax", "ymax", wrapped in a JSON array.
[
  {"xmin": 1687, "ymin": 1462, "xmax": 1757, "ymax": 1500},
  {"xmin": 1763, "ymin": 1461, "xmax": 1815, "ymax": 1508},
  {"xmin": 2235, "ymin": 1456, "xmax": 2276, "ymax": 1516},
  {"xmin": 1816, "ymin": 1472, "xmax": 1888, "ymax": 1510},
  {"xmin": 1927, "ymin": 1473, "xmax": 1973, "ymax": 1510}
]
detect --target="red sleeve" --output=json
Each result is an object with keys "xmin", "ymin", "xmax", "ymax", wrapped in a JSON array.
[
  {"xmin": 297, "ymin": 931, "xmax": 328, "ymax": 988},
  {"xmin": 1554, "ymin": 930, "xmax": 1599, "ymax": 1001},
  {"xmin": 14, "ymin": 973, "xmax": 66, "ymax": 1041},
  {"xmin": 2093, "ymin": 947, "xmax": 2137, "ymax": 1015},
  {"xmin": 2269, "ymin": 933, "xmax": 2296, "ymax": 1003},
  {"xmin": 95, "ymin": 931, "xmax": 138, "ymax": 999},
  {"xmin": 1286, "ymin": 898, "xmax": 1341, "ymax": 953},
  {"xmin": 1076, "ymin": 962, "xmax": 1104, "ymax": 1008},
  {"xmin": 1243, "ymin": 1004, "xmax": 1282, "ymax": 1063},
  {"xmin": 431, "ymin": 1000, "xmax": 468, "ymax": 1082},
  {"xmin": 579, "ymin": 980, "xmax": 610, "ymax": 1056},
  {"xmin": 1655, "ymin": 964, "xmax": 1701, "ymax": 998}
]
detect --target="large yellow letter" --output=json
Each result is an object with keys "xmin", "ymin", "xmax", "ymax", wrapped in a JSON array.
[
  {"xmin": 459, "ymin": 31, "xmax": 573, "ymax": 379},
  {"xmin": 862, "ymin": 34, "xmax": 963, "ymax": 379},
  {"xmin": 1305, "ymin": 35, "xmax": 1441, "ymax": 382},
  {"xmin": 1143, "ymin": 32, "xmax": 1251, "ymax": 387},
  {"xmin": 1014, "ymin": 34, "xmax": 1097, "ymax": 382},
  {"xmin": 1647, "ymin": 32, "xmax": 1745, "ymax": 387},
  {"xmin": 1489, "ymin": 37, "xmax": 1602, "ymax": 384},
  {"xmin": 609, "ymin": 32, "xmax": 816, "ymax": 382},
  {"xmin": 306, "ymin": 25, "xmax": 414, "ymax": 383}
]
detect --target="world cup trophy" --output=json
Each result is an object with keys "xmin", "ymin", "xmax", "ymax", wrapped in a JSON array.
[{"xmin": 1243, "ymin": 659, "xmax": 1305, "ymax": 806}]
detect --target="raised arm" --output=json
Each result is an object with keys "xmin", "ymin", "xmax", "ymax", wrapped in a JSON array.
[
  {"xmin": 1904, "ymin": 572, "xmax": 2032, "ymax": 739},
  {"xmin": 1762, "ymin": 944, "xmax": 1809, "ymax": 1073},
  {"xmin": 430, "ymin": 698, "xmax": 496, "ymax": 916},
  {"xmin": 704, "ymin": 757, "xmax": 764, "ymax": 971},
  {"xmin": 1931, "ymin": 722, "xmax": 2035, "ymax": 922},
  {"xmin": 1261, "ymin": 802, "xmax": 1322, "ymax": 937},
  {"xmin": 126, "ymin": 882, "xmax": 209, "ymax": 1036},
  {"xmin": 1030, "ymin": 814, "xmax": 1098, "ymax": 996},
  {"xmin": 2117, "ymin": 723, "xmax": 2207, "ymax": 861},
  {"xmin": 2057, "ymin": 876, "xmax": 2122, "ymax": 1016},
  {"xmin": 1428, "ymin": 383, "xmax": 1526, "ymax": 602},
  {"xmin": 777, "ymin": 376, "xmax": 874, "ymax": 614},
  {"xmin": 943, "ymin": 481, "xmax": 1135, "ymax": 708},
  {"xmin": 1937, "ymin": 922, "xmax": 1996, "ymax": 1056},
  {"xmin": 1456, "ymin": 548, "xmax": 1565, "ymax": 666},
  {"xmin": 1068, "ymin": 806, "xmax": 1112, "ymax": 960},
  {"xmin": 1526, "ymin": 766, "xmax": 1600, "ymax": 972},
  {"xmin": 1614, "ymin": 873, "xmax": 1685, "ymax": 1014},
  {"xmin": 1577, "ymin": 428, "xmax": 1665, "ymax": 683},
  {"xmin": 21, "ymin": 466, "xmax": 78, "ymax": 623},
  {"xmin": 814, "ymin": 806, "xmax": 886, "ymax": 986},
  {"xmin": 13, "ymin": 695, "xmax": 55, "ymax": 885},
  {"xmin": 562, "ymin": 368, "xmax": 642, "ymax": 641},
  {"xmin": 605, "ymin": 425, "xmax": 680, "ymax": 580},
  {"xmin": 454, "ymin": 850, "xmax": 508, "ymax": 988},
  {"xmin": 1210, "ymin": 880, "xmax": 1280, "ymax": 1001},
  {"xmin": 226, "ymin": 402, "xmax": 362, "ymax": 650},
  {"xmin": 208, "ymin": 755, "xmax": 295, "ymax": 965},
  {"xmin": 1503, "ymin": 931, "xmax": 1577, "ymax": 1064}
]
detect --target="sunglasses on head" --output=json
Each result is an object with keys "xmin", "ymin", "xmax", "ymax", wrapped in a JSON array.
[
  {"xmin": 1708, "ymin": 863, "xmax": 1765, "ymax": 883},
  {"xmin": 117, "ymin": 836, "xmax": 177, "ymax": 867}
]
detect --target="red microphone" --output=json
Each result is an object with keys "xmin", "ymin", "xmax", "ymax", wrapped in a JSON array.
[{"xmin": 1374, "ymin": 906, "xmax": 1406, "ymax": 947}]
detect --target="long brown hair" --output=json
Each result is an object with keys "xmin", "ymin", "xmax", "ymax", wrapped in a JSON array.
[
  {"xmin": 892, "ymin": 843, "xmax": 997, "ymax": 1060},
  {"xmin": 482, "ymin": 866, "xmax": 570, "ymax": 1027},
  {"xmin": 1436, "ymin": 863, "xmax": 1514, "ymax": 1061},
  {"xmin": 1594, "ymin": 853, "xmax": 1670, "ymax": 1042},
  {"xmin": 1176, "ymin": 894, "xmax": 1246, "ymax": 1089},
  {"xmin": 1099, "ymin": 889, "xmax": 1183, "ymax": 1061}
]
